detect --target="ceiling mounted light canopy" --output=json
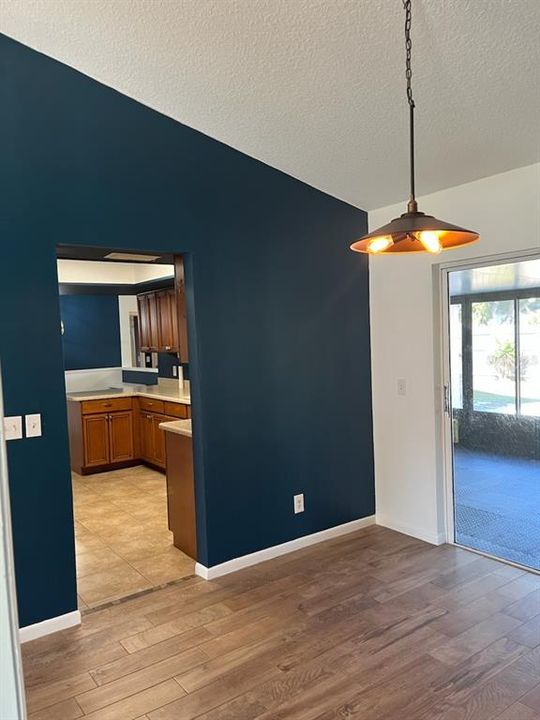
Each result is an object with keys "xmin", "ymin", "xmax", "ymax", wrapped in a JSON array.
[{"xmin": 351, "ymin": 0, "xmax": 479, "ymax": 255}]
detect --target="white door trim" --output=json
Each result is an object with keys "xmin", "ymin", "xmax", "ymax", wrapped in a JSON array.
[{"xmin": 436, "ymin": 247, "xmax": 540, "ymax": 546}]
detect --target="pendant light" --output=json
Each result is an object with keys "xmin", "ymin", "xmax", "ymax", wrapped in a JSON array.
[{"xmin": 350, "ymin": 0, "xmax": 479, "ymax": 255}]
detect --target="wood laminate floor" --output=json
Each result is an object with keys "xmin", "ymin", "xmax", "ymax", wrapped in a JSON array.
[
  {"xmin": 73, "ymin": 466, "xmax": 194, "ymax": 608},
  {"xmin": 22, "ymin": 526, "xmax": 540, "ymax": 720}
]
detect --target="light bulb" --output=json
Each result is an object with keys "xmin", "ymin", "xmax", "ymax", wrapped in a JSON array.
[
  {"xmin": 367, "ymin": 236, "xmax": 394, "ymax": 253},
  {"xmin": 418, "ymin": 231, "xmax": 442, "ymax": 254}
]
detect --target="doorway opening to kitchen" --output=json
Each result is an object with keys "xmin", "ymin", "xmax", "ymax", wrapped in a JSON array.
[
  {"xmin": 443, "ymin": 256, "xmax": 540, "ymax": 571},
  {"xmin": 56, "ymin": 245, "xmax": 197, "ymax": 610}
]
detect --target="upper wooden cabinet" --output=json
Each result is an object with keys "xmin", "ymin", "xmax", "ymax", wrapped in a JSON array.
[
  {"xmin": 137, "ymin": 294, "xmax": 152, "ymax": 351},
  {"xmin": 157, "ymin": 290, "xmax": 177, "ymax": 353},
  {"xmin": 137, "ymin": 270, "xmax": 188, "ymax": 360}
]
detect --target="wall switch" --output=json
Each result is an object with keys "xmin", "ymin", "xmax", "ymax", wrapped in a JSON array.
[
  {"xmin": 294, "ymin": 493, "xmax": 304, "ymax": 514},
  {"xmin": 4, "ymin": 416, "xmax": 23, "ymax": 441},
  {"xmin": 397, "ymin": 378, "xmax": 407, "ymax": 396},
  {"xmin": 25, "ymin": 414, "xmax": 42, "ymax": 438}
]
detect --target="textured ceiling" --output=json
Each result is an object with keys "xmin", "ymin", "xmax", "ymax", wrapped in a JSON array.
[{"xmin": 2, "ymin": 0, "xmax": 539, "ymax": 209}]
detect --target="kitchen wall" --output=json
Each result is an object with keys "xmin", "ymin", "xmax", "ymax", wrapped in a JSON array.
[
  {"xmin": 118, "ymin": 295, "xmax": 138, "ymax": 367},
  {"xmin": 59, "ymin": 294, "xmax": 121, "ymax": 370},
  {"xmin": 0, "ymin": 34, "xmax": 373, "ymax": 628},
  {"xmin": 369, "ymin": 163, "xmax": 540, "ymax": 545}
]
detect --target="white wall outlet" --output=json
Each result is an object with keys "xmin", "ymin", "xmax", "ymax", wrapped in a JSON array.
[
  {"xmin": 172, "ymin": 366, "xmax": 178, "ymax": 377},
  {"xmin": 25, "ymin": 414, "xmax": 42, "ymax": 438},
  {"xmin": 294, "ymin": 493, "xmax": 304, "ymax": 514},
  {"xmin": 4, "ymin": 416, "xmax": 23, "ymax": 441},
  {"xmin": 397, "ymin": 378, "xmax": 407, "ymax": 396}
]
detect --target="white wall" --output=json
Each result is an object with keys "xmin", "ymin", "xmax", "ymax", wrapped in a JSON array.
[
  {"xmin": 369, "ymin": 163, "xmax": 540, "ymax": 544},
  {"xmin": 57, "ymin": 259, "xmax": 174, "ymax": 284},
  {"xmin": 0, "ymin": 375, "xmax": 26, "ymax": 719},
  {"xmin": 118, "ymin": 295, "xmax": 138, "ymax": 367},
  {"xmin": 64, "ymin": 368, "xmax": 124, "ymax": 393}
]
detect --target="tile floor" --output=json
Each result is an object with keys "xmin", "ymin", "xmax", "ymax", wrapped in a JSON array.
[{"xmin": 73, "ymin": 465, "xmax": 195, "ymax": 609}]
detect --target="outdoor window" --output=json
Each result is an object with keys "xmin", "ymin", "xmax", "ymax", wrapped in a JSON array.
[
  {"xmin": 449, "ymin": 304, "xmax": 463, "ymax": 409},
  {"xmin": 519, "ymin": 297, "xmax": 540, "ymax": 417},
  {"xmin": 472, "ymin": 300, "xmax": 516, "ymax": 414}
]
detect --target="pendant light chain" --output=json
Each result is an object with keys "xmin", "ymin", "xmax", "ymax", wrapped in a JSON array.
[
  {"xmin": 349, "ymin": 0, "xmax": 479, "ymax": 253},
  {"xmin": 403, "ymin": 0, "xmax": 417, "ymax": 210}
]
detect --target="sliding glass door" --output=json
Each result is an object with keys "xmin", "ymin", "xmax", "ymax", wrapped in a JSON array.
[{"xmin": 448, "ymin": 260, "xmax": 540, "ymax": 569}]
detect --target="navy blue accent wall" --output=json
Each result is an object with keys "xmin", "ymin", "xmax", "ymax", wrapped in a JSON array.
[
  {"xmin": 122, "ymin": 370, "xmax": 158, "ymax": 386},
  {"xmin": 0, "ymin": 33, "xmax": 373, "ymax": 627},
  {"xmin": 59, "ymin": 295, "xmax": 121, "ymax": 370},
  {"xmin": 157, "ymin": 352, "xmax": 179, "ymax": 379}
]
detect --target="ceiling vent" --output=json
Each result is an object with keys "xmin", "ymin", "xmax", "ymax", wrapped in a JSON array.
[{"xmin": 104, "ymin": 252, "xmax": 162, "ymax": 262}]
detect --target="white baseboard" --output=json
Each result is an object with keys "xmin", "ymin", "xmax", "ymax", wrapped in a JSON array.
[
  {"xmin": 195, "ymin": 515, "xmax": 376, "ymax": 580},
  {"xmin": 376, "ymin": 515, "xmax": 446, "ymax": 546},
  {"xmin": 19, "ymin": 610, "xmax": 81, "ymax": 643}
]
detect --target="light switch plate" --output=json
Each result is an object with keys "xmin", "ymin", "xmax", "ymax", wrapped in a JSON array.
[
  {"xmin": 25, "ymin": 414, "xmax": 42, "ymax": 438},
  {"xmin": 4, "ymin": 416, "xmax": 23, "ymax": 441},
  {"xmin": 294, "ymin": 493, "xmax": 304, "ymax": 514}
]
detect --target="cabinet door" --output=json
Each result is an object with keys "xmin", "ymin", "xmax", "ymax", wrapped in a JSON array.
[
  {"xmin": 148, "ymin": 292, "xmax": 160, "ymax": 351},
  {"xmin": 140, "ymin": 412, "xmax": 155, "ymax": 463},
  {"xmin": 152, "ymin": 414, "xmax": 167, "ymax": 468},
  {"xmin": 157, "ymin": 290, "xmax": 176, "ymax": 352},
  {"xmin": 108, "ymin": 411, "xmax": 134, "ymax": 463},
  {"xmin": 138, "ymin": 294, "xmax": 151, "ymax": 350},
  {"xmin": 83, "ymin": 414, "xmax": 110, "ymax": 467},
  {"xmin": 169, "ymin": 289, "xmax": 179, "ymax": 353}
]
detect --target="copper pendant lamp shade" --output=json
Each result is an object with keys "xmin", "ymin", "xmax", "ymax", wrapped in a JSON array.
[
  {"xmin": 351, "ymin": 1, "xmax": 479, "ymax": 256},
  {"xmin": 350, "ymin": 206, "xmax": 479, "ymax": 255}
]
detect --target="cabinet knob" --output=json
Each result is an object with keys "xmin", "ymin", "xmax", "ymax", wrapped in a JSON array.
[{"xmin": 103, "ymin": 403, "xmax": 112, "ymax": 408}]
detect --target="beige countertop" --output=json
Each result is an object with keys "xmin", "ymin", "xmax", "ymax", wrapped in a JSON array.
[
  {"xmin": 159, "ymin": 419, "xmax": 192, "ymax": 437},
  {"xmin": 67, "ymin": 385, "xmax": 191, "ymax": 405}
]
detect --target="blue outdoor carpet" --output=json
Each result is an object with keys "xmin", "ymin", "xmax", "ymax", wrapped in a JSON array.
[{"xmin": 454, "ymin": 447, "xmax": 540, "ymax": 570}]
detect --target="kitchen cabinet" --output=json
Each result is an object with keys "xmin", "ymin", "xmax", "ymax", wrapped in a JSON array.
[
  {"xmin": 82, "ymin": 413, "xmax": 109, "ymax": 468},
  {"xmin": 69, "ymin": 398, "xmax": 135, "ymax": 473},
  {"xmin": 163, "ymin": 428, "xmax": 196, "ymax": 559},
  {"xmin": 136, "ymin": 257, "xmax": 188, "ymax": 359},
  {"xmin": 157, "ymin": 290, "xmax": 177, "ymax": 352},
  {"xmin": 138, "ymin": 410, "xmax": 177, "ymax": 469},
  {"xmin": 108, "ymin": 411, "xmax": 135, "ymax": 463},
  {"xmin": 68, "ymin": 395, "xmax": 190, "ymax": 474},
  {"xmin": 138, "ymin": 294, "xmax": 151, "ymax": 351}
]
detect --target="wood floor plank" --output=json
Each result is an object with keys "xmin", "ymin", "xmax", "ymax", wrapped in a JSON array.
[
  {"xmin": 90, "ymin": 626, "xmax": 211, "ymax": 686},
  {"xmin": 76, "ymin": 646, "xmax": 206, "ymax": 714},
  {"xmin": 21, "ymin": 527, "xmax": 539, "ymax": 720},
  {"xmin": 429, "ymin": 613, "xmax": 522, "ymax": 666},
  {"xmin": 25, "ymin": 671, "xmax": 96, "ymax": 714},
  {"xmin": 81, "ymin": 678, "xmax": 186, "ymax": 720},
  {"xmin": 496, "ymin": 701, "xmax": 540, "ymax": 719},
  {"xmin": 28, "ymin": 698, "xmax": 83, "ymax": 720}
]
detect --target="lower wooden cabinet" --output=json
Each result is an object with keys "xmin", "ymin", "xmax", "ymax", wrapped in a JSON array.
[
  {"xmin": 82, "ymin": 413, "xmax": 110, "ymax": 468},
  {"xmin": 68, "ymin": 397, "xmax": 190, "ymax": 474},
  {"xmin": 82, "ymin": 411, "xmax": 134, "ymax": 468},
  {"xmin": 108, "ymin": 411, "xmax": 135, "ymax": 463},
  {"xmin": 138, "ymin": 411, "xmax": 177, "ymax": 469}
]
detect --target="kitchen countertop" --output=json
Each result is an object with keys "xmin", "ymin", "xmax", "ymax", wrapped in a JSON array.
[
  {"xmin": 67, "ymin": 385, "xmax": 191, "ymax": 405},
  {"xmin": 159, "ymin": 419, "xmax": 192, "ymax": 437}
]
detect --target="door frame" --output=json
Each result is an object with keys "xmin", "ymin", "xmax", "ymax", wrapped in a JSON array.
[{"xmin": 436, "ymin": 247, "xmax": 540, "ymax": 546}]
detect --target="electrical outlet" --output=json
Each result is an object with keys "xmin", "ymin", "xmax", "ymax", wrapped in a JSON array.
[
  {"xmin": 172, "ymin": 366, "xmax": 177, "ymax": 377},
  {"xmin": 397, "ymin": 378, "xmax": 407, "ymax": 396},
  {"xmin": 25, "ymin": 414, "xmax": 42, "ymax": 438},
  {"xmin": 4, "ymin": 416, "xmax": 23, "ymax": 441},
  {"xmin": 294, "ymin": 494, "xmax": 304, "ymax": 514}
]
